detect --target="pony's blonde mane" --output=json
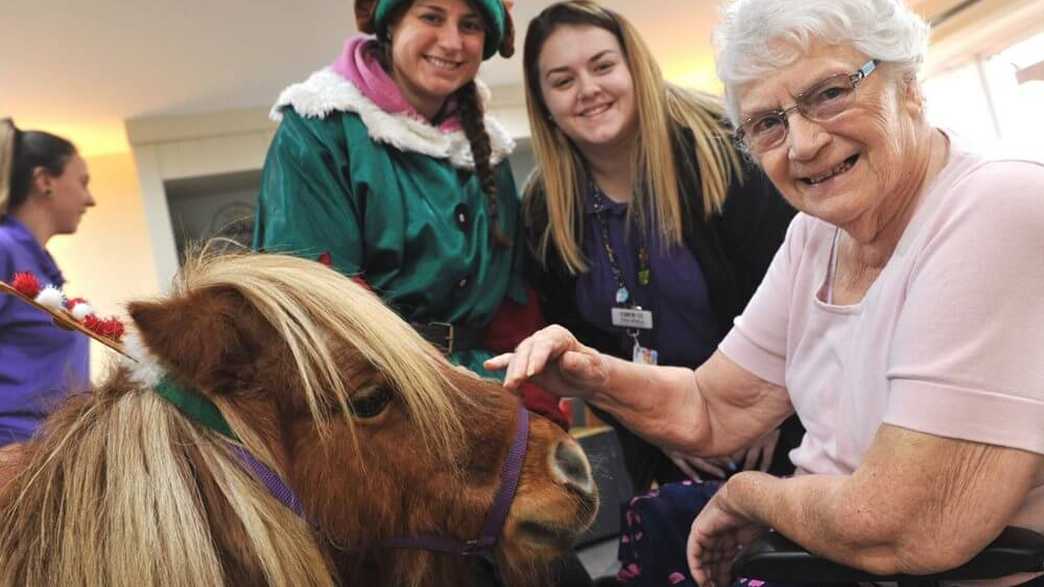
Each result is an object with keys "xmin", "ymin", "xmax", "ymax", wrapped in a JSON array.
[
  {"xmin": 0, "ymin": 377, "xmax": 332, "ymax": 586},
  {"xmin": 179, "ymin": 251, "xmax": 470, "ymax": 458},
  {"xmin": 0, "ymin": 251, "xmax": 474, "ymax": 586}
]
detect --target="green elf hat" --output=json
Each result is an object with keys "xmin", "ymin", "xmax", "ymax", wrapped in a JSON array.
[{"xmin": 355, "ymin": 0, "xmax": 515, "ymax": 59}]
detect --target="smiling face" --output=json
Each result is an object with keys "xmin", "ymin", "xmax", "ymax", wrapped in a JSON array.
[
  {"xmin": 739, "ymin": 43, "xmax": 930, "ymax": 235},
  {"xmin": 537, "ymin": 24, "xmax": 639, "ymax": 154},
  {"xmin": 42, "ymin": 154, "xmax": 95, "ymax": 235},
  {"xmin": 387, "ymin": 0, "xmax": 486, "ymax": 120}
]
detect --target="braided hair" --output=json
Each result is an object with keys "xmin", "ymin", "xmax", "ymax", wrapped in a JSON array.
[{"xmin": 455, "ymin": 80, "xmax": 510, "ymax": 247}]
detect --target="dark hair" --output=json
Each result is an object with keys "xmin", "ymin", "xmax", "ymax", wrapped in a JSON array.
[
  {"xmin": 9, "ymin": 129, "xmax": 77, "ymax": 211},
  {"xmin": 372, "ymin": 1, "xmax": 510, "ymax": 247},
  {"xmin": 455, "ymin": 80, "xmax": 509, "ymax": 246}
]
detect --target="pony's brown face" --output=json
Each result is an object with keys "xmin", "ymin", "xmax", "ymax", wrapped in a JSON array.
[
  {"xmin": 128, "ymin": 257, "xmax": 598, "ymax": 586},
  {"xmin": 272, "ymin": 337, "xmax": 599, "ymax": 584}
]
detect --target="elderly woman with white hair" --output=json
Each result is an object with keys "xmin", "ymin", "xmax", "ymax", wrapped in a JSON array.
[{"xmin": 487, "ymin": 0, "xmax": 1044, "ymax": 585}]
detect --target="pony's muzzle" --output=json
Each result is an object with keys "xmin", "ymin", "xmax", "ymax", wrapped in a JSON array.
[{"xmin": 549, "ymin": 438, "xmax": 595, "ymax": 496}]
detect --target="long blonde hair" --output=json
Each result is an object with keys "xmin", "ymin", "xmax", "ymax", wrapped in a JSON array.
[
  {"xmin": 0, "ymin": 377, "xmax": 335, "ymax": 586},
  {"xmin": 522, "ymin": 1, "xmax": 743, "ymax": 274}
]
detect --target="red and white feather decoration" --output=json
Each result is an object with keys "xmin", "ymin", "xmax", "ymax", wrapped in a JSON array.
[{"xmin": 4, "ymin": 271, "xmax": 127, "ymax": 346}]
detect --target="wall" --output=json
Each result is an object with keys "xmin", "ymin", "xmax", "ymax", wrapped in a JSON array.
[
  {"xmin": 128, "ymin": 87, "xmax": 532, "ymax": 289},
  {"xmin": 46, "ymin": 151, "xmax": 161, "ymax": 380},
  {"xmin": 128, "ymin": 108, "xmax": 277, "ymax": 288}
]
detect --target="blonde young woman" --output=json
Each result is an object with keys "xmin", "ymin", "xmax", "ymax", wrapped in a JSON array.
[{"xmin": 520, "ymin": 1, "xmax": 801, "ymax": 493}]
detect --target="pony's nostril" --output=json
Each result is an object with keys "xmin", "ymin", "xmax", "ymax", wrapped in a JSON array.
[{"xmin": 550, "ymin": 439, "xmax": 594, "ymax": 495}]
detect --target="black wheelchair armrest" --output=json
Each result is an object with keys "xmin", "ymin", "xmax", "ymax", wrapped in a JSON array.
[{"xmin": 732, "ymin": 526, "xmax": 1044, "ymax": 585}]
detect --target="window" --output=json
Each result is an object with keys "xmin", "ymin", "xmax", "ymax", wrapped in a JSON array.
[{"xmin": 924, "ymin": 30, "xmax": 1044, "ymax": 155}]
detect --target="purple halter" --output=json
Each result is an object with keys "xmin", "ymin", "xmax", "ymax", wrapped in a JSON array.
[
  {"xmin": 229, "ymin": 444, "xmax": 307, "ymax": 518},
  {"xmin": 227, "ymin": 402, "xmax": 530, "ymax": 558},
  {"xmin": 384, "ymin": 403, "xmax": 530, "ymax": 556}
]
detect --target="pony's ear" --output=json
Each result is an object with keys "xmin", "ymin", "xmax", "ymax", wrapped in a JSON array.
[{"xmin": 127, "ymin": 286, "xmax": 267, "ymax": 394}]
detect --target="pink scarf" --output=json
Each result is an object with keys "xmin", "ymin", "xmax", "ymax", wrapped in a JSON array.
[{"xmin": 331, "ymin": 36, "xmax": 463, "ymax": 132}]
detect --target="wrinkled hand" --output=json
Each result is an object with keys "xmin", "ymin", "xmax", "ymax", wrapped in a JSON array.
[
  {"xmin": 671, "ymin": 428, "xmax": 781, "ymax": 481},
  {"xmin": 668, "ymin": 451, "xmax": 731, "ymax": 480},
  {"xmin": 687, "ymin": 481, "xmax": 767, "ymax": 587},
  {"xmin": 483, "ymin": 325, "xmax": 609, "ymax": 399},
  {"xmin": 738, "ymin": 428, "xmax": 780, "ymax": 473}
]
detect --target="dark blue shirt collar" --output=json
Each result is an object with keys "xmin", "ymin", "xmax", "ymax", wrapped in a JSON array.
[
  {"xmin": 1, "ymin": 216, "xmax": 64, "ymax": 287},
  {"xmin": 583, "ymin": 181, "xmax": 629, "ymax": 217}
]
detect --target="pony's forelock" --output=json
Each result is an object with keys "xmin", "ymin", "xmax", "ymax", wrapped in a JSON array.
[{"xmin": 176, "ymin": 251, "xmax": 471, "ymax": 461}]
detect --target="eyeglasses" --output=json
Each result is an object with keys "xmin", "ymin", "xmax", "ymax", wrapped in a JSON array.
[{"xmin": 735, "ymin": 60, "xmax": 879, "ymax": 154}]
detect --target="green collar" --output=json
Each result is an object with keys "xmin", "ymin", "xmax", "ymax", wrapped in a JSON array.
[{"xmin": 153, "ymin": 376, "xmax": 239, "ymax": 442}]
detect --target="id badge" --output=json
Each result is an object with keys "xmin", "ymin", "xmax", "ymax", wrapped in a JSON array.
[
  {"xmin": 632, "ymin": 342, "xmax": 659, "ymax": 365},
  {"xmin": 611, "ymin": 307, "xmax": 653, "ymax": 330}
]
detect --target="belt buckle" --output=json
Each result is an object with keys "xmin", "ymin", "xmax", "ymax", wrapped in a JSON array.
[{"xmin": 430, "ymin": 321, "xmax": 454, "ymax": 355}]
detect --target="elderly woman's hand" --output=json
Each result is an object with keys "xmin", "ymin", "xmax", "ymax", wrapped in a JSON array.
[
  {"xmin": 687, "ymin": 476, "xmax": 768, "ymax": 587},
  {"xmin": 483, "ymin": 325, "xmax": 610, "ymax": 398},
  {"xmin": 669, "ymin": 452, "xmax": 731, "ymax": 480},
  {"xmin": 739, "ymin": 427, "xmax": 781, "ymax": 472}
]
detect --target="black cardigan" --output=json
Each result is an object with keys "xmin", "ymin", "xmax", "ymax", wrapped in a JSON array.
[{"xmin": 525, "ymin": 127, "xmax": 797, "ymax": 362}]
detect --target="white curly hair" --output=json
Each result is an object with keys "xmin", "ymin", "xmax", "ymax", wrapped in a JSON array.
[{"xmin": 714, "ymin": 0, "xmax": 931, "ymax": 126}]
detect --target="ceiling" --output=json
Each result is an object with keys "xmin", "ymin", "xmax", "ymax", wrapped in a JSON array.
[{"xmin": 4, "ymin": 0, "xmax": 943, "ymax": 157}]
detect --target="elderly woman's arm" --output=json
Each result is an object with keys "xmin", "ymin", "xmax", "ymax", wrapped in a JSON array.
[
  {"xmin": 688, "ymin": 425, "xmax": 1043, "ymax": 586},
  {"xmin": 487, "ymin": 326, "xmax": 794, "ymax": 458}
]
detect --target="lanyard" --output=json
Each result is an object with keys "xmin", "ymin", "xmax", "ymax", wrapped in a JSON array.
[
  {"xmin": 589, "ymin": 183, "xmax": 652, "ymax": 306},
  {"xmin": 589, "ymin": 181, "xmax": 657, "ymax": 367}
]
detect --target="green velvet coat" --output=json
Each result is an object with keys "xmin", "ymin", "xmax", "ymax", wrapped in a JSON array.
[{"xmin": 253, "ymin": 68, "xmax": 525, "ymax": 377}]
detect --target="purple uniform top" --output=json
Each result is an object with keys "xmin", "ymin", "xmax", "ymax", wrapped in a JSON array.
[
  {"xmin": 574, "ymin": 189, "xmax": 720, "ymax": 369},
  {"xmin": 0, "ymin": 216, "xmax": 89, "ymax": 446}
]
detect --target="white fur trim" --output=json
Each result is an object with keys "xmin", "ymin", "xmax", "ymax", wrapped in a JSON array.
[
  {"xmin": 122, "ymin": 331, "xmax": 166, "ymax": 389},
  {"xmin": 35, "ymin": 286, "xmax": 65, "ymax": 310},
  {"xmin": 71, "ymin": 302, "xmax": 93, "ymax": 321},
  {"xmin": 271, "ymin": 68, "xmax": 515, "ymax": 169}
]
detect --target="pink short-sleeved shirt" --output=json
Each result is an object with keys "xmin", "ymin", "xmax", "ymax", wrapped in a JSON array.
[{"xmin": 720, "ymin": 136, "xmax": 1044, "ymax": 547}]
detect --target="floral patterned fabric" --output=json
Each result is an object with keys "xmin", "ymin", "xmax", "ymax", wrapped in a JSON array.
[{"xmin": 616, "ymin": 480, "xmax": 808, "ymax": 587}]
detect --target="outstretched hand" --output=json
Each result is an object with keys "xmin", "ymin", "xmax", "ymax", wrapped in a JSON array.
[
  {"xmin": 483, "ymin": 325, "xmax": 610, "ymax": 399},
  {"xmin": 687, "ymin": 479, "xmax": 767, "ymax": 587}
]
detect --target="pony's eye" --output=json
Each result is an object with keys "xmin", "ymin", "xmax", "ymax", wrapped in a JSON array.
[{"xmin": 349, "ymin": 386, "xmax": 393, "ymax": 419}]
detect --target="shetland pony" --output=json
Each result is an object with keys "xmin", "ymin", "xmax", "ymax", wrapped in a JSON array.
[{"xmin": 0, "ymin": 253, "xmax": 597, "ymax": 586}]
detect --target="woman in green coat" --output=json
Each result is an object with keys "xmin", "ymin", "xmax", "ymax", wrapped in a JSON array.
[
  {"xmin": 253, "ymin": 0, "xmax": 585, "ymax": 583},
  {"xmin": 256, "ymin": 0, "xmax": 524, "ymax": 372},
  {"xmin": 255, "ymin": 0, "xmax": 562, "ymax": 423}
]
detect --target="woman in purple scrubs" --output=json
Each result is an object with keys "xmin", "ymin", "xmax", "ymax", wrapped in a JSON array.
[
  {"xmin": 0, "ymin": 119, "xmax": 95, "ymax": 446},
  {"xmin": 519, "ymin": 2, "xmax": 800, "ymax": 492}
]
